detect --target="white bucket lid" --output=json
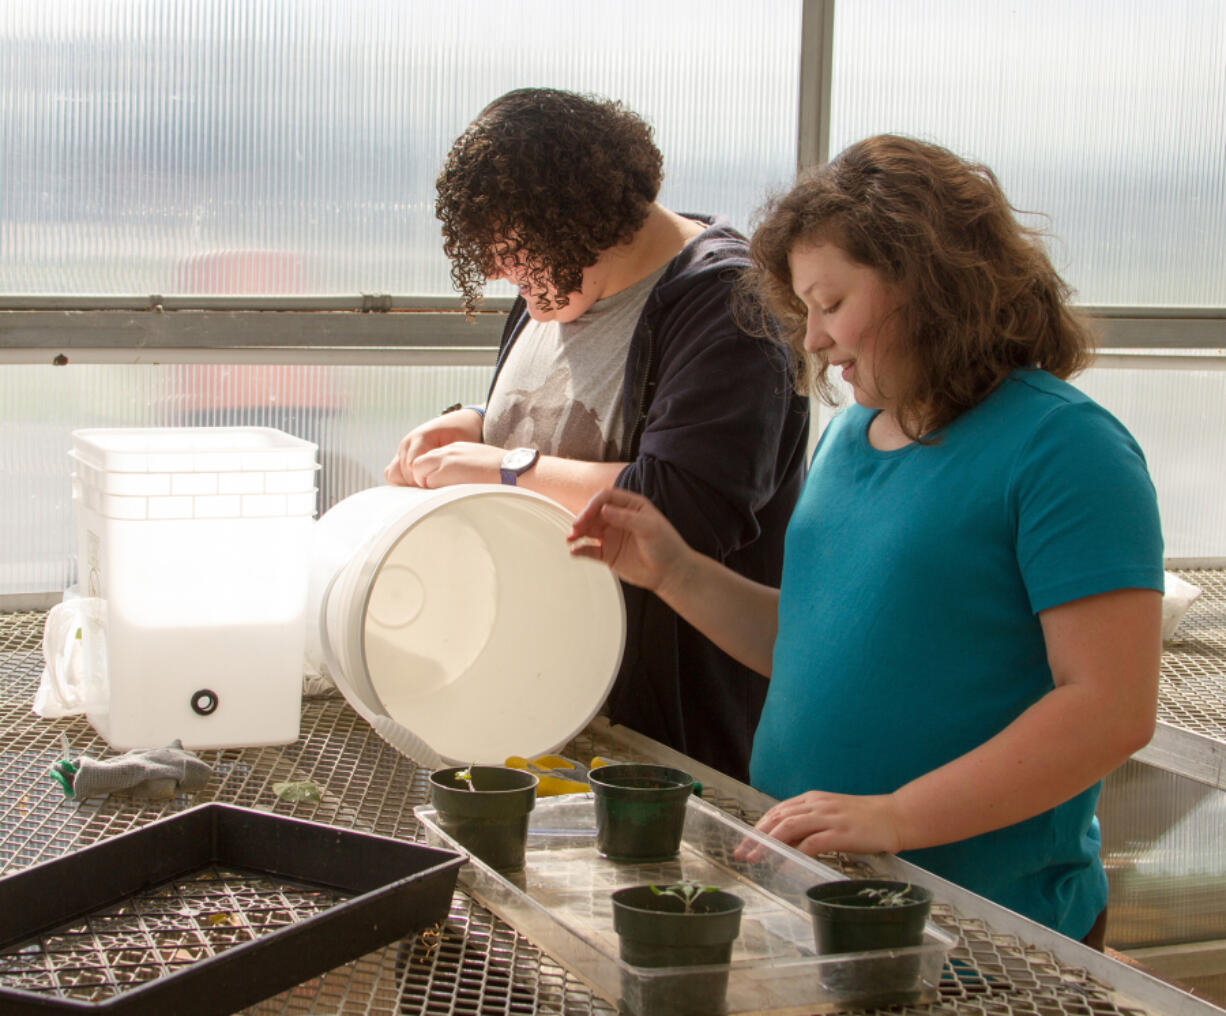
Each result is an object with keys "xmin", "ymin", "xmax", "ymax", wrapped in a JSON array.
[{"xmin": 310, "ymin": 485, "xmax": 625, "ymax": 766}]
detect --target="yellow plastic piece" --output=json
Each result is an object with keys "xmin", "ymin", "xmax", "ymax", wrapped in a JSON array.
[{"xmin": 505, "ymin": 754, "xmax": 619, "ymax": 797}]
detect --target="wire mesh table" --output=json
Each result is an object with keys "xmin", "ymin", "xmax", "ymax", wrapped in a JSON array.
[
  {"xmin": 1135, "ymin": 568, "xmax": 1226, "ymax": 789},
  {"xmin": 1, "ymin": 609, "xmax": 1222, "ymax": 1015}
]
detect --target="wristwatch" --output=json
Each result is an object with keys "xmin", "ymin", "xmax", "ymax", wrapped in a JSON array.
[{"xmin": 500, "ymin": 447, "xmax": 540, "ymax": 486}]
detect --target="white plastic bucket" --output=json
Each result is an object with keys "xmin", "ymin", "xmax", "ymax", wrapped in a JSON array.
[{"xmin": 307, "ymin": 485, "xmax": 625, "ymax": 767}]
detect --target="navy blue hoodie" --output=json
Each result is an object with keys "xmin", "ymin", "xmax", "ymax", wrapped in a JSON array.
[{"xmin": 490, "ymin": 215, "xmax": 809, "ymax": 780}]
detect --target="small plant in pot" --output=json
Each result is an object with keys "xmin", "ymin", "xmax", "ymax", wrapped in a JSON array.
[
  {"xmin": 428, "ymin": 765, "xmax": 538, "ymax": 873},
  {"xmin": 804, "ymin": 878, "xmax": 934, "ymax": 1006},
  {"xmin": 611, "ymin": 881, "xmax": 744, "ymax": 1016},
  {"xmin": 588, "ymin": 763, "xmax": 696, "ymax": 862}
]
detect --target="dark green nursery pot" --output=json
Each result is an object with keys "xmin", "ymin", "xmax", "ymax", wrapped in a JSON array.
[
  {"xmin": 588, "ymin": 763, "xmax": 695, "ymax": 862},
  {"xmin": 611, "ymin": 884, "xmax": 744, "ymax": 1016},
  {"xmin": 429, "ymin": 765, "xmax": 538, "ymax": 873},
  {"xmin": 805, "ymin": 878, "xmax": 934, "ymax": 1006},
  {"xmin": 804, "ymin": 878, "xmax": 932, "ymax": 954}
]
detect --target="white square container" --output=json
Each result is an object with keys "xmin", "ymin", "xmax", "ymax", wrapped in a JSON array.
[{"xmin": 70, "ymin": 427, "xmax": 317, "ymax": 750}]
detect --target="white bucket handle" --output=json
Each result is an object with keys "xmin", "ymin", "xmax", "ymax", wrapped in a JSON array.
[{"xmin": 36, "ymin": 597, "xmax": 109, "ymax": 718}]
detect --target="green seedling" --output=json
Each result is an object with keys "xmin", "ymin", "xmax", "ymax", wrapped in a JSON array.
[
  {"xmin": 273, "ymin": 780, "xmax": 322, "ymax": 803},
  {"xmin": 650, "ymin": 881, "xmax": 720, "ymax": 914},
  {"xmin": 856, "ymin": 884, "xmax": 916, "ymax": 907},
  {"xmin": 455, "ymin": 767, "xmax": 476, "ymax": 792}
]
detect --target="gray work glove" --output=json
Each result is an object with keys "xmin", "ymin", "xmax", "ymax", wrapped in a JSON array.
[{"xmin": 65, "ymin": 740, "xmax": 212, "ymax": 800}]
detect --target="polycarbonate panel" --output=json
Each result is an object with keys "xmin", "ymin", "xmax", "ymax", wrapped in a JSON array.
[
  {"xmin": 0, "ymin": 0, "xmax": 801, "ymax": 298},
  {"xmin": 1099, "ymin": 760, "xmax": 1226, "ymax": 949},
  {"xmin": 0, "ymin": 362, "xmax": 491, "ymax": 597},
  {"xmin": 811, "ymin": 353, "xmax": 1226, "ymax": 560},
  {"xmin": 1072, "ymin": 359, "xmax": 1226, "ymax": 559},
  {"xmin": 830, "ymin": 0, "xmax": 1226, "ymax": 307}
]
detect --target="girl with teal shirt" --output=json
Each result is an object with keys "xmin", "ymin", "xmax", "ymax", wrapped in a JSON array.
[{"xmin": 567, "ymin": 135, "xmax": 1163, "ymax": 946}]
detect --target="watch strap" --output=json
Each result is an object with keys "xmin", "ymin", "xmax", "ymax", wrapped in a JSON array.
[{"xmin": 500, "ymin": 447, "xmax": 539, "ymax": 486}]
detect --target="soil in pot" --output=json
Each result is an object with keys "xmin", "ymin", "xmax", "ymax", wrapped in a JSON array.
[
  {"xmin": 611, "ymin": 884, "xmax": 743, "ymax": 1016},
  {"xmin": 804, "ymin": 878, "xmax": 934, "ymax": 1007},
  {"xmin": 429, "ymin": 765, "xmax": 538, "ymax": 873},
  {"xmin": 588, "ymin": 763, "xmax": 695, "ymax": 862}
]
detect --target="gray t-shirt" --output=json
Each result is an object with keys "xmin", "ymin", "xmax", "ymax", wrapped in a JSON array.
[{"xmin": 483, "ymin": 266, "xmax": 666, "ymax": 461}]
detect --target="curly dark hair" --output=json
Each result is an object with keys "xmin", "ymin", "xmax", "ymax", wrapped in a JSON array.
[
  {"xmin": 745, "ymin": 134, "xmax": 1096, "ymax": 438},
  {"xmin": 435, "ymin": 88, "xmax": 664, "ymax": 314}
]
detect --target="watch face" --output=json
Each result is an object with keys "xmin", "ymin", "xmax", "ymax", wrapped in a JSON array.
[{"xmin": 503, "ymin": 447, "xmax": 537, "ymax": 472}]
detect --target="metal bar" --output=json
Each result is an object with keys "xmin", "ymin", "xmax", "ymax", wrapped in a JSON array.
[
  {"xmin": 0, "ymin": 298, "xmax": 1217, "ymax": 320},
  {"xmin": 1086, "ymin": 307, "xmax": 1226, "ymax": 320},
  {"xmin": 796, "ymin": 0, "xmax": 836, "ymax": 172},
  {"xmin": 1093, "ymin": 351, "xmax": 1226, "ymax": 370},
  {"xmin": 1166, "ymin": 558, "xmax": 1226, "ymax": 570},
  {"xmin": 1092, "ymin": 311, "xmax": 1226, "ymax": 349},
  {"xmin": 0, "ymin": 345, "xmax": 499, "ymax": 367},
  {"xmin": 4, "ymin": 306, "xmax": 1222, "ymax": 357},
  {"xmin": 0, "ymin": 294, "xmax": 517, "ymax": 313},
  {"xmin": 0, "ymin": 308, "xmax": 505, "ymax": 354},
  {"xmin": 1133, "ymin": 724, "xmax": 1226, "ymax": 791}
]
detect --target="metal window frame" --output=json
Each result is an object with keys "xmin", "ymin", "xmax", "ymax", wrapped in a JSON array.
[
  {"xmin": 2, "ymin": 303, "xmax": 1223, "ymax": 367},
  {"xmin": 1, "ymin": 0, "xmax": 1222, "ymax": 363},
  {"xmin": 0, "ymin": 301, "xmax": 510, "ymax": 366},
  {"xmin": 798, "ymin": 0, "xmax": 836, "ymax": 172}
]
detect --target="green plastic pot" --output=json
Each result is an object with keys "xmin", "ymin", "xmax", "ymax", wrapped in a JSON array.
[
  {"xmin": 805, "ymin": 879, "xmax": 933, "ymax": 1005},
  {"xmin": 611, "ymin": 884, "xmax": 744, "ymax": 1016},
  {"xmin": 588, "ymin": 763, "xmax": 695, "ymax": 862},
  {"xmin": 429, "ymin": 765, "xmax": 538, "ymax": 873}
]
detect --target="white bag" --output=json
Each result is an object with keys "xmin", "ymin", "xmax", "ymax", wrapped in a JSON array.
[
  {"xmin": 1162, "ymin": 572, "xmax": 1202, "ymax": 642},
  {"xmin": 34, "ymin": 594, "xmax": 109, "ymax": 717}
]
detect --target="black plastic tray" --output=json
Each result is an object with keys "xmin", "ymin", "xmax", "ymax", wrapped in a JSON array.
[{"xmin": 0, "ymin": 803, "xmax": 464, "ymax": 1015}]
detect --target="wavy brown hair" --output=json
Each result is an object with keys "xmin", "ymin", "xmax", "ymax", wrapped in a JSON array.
[
  {"xmin": 745, "ymin": 134, "xmax": 1095, "ymax": 438},
  {"xmin": 435, "ymin": 88, "xmax": 663, "ymax": 314}
]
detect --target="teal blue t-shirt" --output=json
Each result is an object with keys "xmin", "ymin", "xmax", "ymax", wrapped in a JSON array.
[{"xmin": 749, "ymin": 369, "xmax": 1164, "ymax": 939}]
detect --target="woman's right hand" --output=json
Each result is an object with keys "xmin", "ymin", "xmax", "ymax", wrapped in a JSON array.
[
  {"xmin": 572, "ymin": 486, "xmax": 781, "ymax": 677},
  {"xmin": 567, "ymin": 487, "xmax": 691, "ymax": 595}
]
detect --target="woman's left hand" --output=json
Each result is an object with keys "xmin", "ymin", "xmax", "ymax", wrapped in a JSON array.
[{"xmin": 740, "ymin": 790, "xmax": 903, "ymax": 861}]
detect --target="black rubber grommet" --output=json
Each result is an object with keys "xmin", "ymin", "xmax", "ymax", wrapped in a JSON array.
[{"xmin": 191, "ymin": 689, "xmax": 219, "ymax": 716}]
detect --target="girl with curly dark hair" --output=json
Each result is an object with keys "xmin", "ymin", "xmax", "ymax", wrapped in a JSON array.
[
  {"xmin": 434, "ymin": 87, "xmax": 666, "ymax": 318},
  {"xmin": 570, "ymin": 135, "xmax": 1163, "ymax": 947},
  {"xmin": 385, "ymin": 89, "xmax": 810, "ymax": 782}
]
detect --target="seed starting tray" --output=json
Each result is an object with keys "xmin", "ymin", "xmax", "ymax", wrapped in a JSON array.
[
  {"xmin": 0, "ymin": 803, "xmax": 464, "ymax": 1015},
  {"xmin": 416, "ymin": 793, "xmax": 956, "ymax": 1015}
]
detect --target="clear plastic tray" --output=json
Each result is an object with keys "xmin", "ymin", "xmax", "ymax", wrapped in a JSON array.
[{"xmin": 416, "ymin": 793, "xmax": 956, "ymax": 1015}]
